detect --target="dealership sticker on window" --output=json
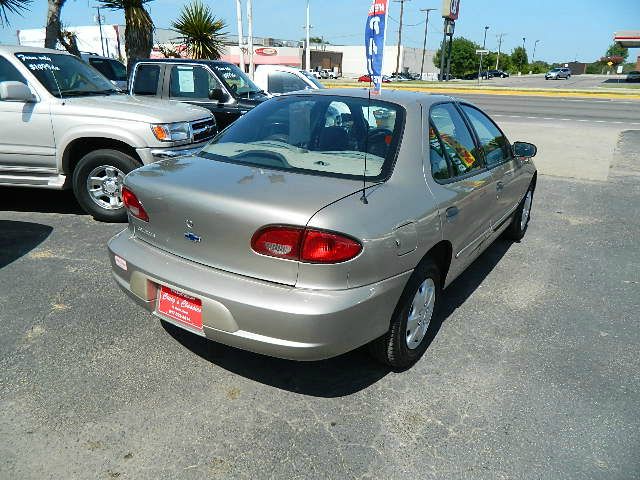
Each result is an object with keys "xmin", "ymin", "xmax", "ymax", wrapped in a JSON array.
[{"xmin": 177, "ymin": 67, "xmax": 195, "ymax": 93}]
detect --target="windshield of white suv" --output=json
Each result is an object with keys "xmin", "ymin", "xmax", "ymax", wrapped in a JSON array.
[
  {"xmin": 199, "ymin": 94, "xmax": 405, "ymax": 180},
  {"xmin": 16, "ymin": 52, "xmax": 118, "ymax": 97},
  {"xmin": 209, "ymin": 62, "xmax": 263, "ymax": 97},
  {"xmin": 301, "ymin": 71, "xmax": 324, "ymax": 88}
]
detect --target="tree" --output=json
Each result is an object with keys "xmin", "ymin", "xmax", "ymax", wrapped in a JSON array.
[
  {"xmin": 0, "ymin": 0, "xmax": 30, "ymax": 27},
  {"xmin": 309, "ymin": 36, "xmax": 326, "ymax": 44},
  {"xmin": 100, "ymin": 0, "xmax": 154, "ymax": 71},
  {"xmin": 172, "ymin": 0, "xmax": 227, "ymax": 60},
  {"xmin": 433, "ymin": 37, "xmax": 480, "ymax": 77},
  {"xmin": 511, "ymin": 46, "xmax": 528, "ymax": 72},
  {"xmin": 605, "ymin": 43, "xmax": 628, "ymax": 62},
  {"xmin": 45, "ymin": 0, "xmax": 64, "ymax": 48}
]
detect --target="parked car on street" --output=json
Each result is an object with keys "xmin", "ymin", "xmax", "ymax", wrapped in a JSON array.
[
  {"xmin": 487, "ymin": 69, "xmax": 509, "ymax": 78},
  {"xmin": 129, "ymin": 58, "xmax": 270, "ymax": 130},
  {"xmin": 357, "ymin": 74, "xmax": 391, "ymax": 83},
  {"xmin": 0, "ymin": 45, "xmax": 215, "ymax": 222},
  {"xmin": 319, "ymin": 68, "xmax": 339, "ymax": 79},
  {"xmin": 545, "ymin": 67, "xmax": 571, "ymax": 80},
  {"xmin": 80, "ymin": 52, "xmax": 128, "ymax": 90},
  {"xmin": 109, "ymin": 88, "xmax": 538, "ymax": 369},
  {"xmin": 626, "ymin": 71, "xmax": 640, "ymax": 82},
  {"xmin": 254, "ymin": 65, "xmax": 324, "ymax": 95}
]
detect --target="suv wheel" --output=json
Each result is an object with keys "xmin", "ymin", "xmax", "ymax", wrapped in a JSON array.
[
  {"xmin": 72, "ymin": 149, "xmax": 141, "ymax": 222},
  {"xmin": 369, "ymin": 260, "xmax": 441, "ymax": 369}
]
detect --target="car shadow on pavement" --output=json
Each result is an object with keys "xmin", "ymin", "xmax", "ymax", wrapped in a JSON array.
[
  {"xmin": 1, "ymin": 187, "xmax": 84, "ymax": 215},
  {"xmin": 0, "ymin": 220, "xmax": 53, "ymax": 268},
  {"xmin": 163, "ymin": 239, "xmax": 513, "ymax": 397}
]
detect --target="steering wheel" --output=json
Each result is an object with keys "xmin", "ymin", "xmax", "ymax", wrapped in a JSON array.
[{"xmin": 366, "ymin": 128, "xmax": 393, "ymax": 156}]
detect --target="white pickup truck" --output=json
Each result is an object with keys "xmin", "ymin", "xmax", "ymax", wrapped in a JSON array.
[{"xmin": 0, "ymin": 45, "xmax": 216, "ymax": 221}]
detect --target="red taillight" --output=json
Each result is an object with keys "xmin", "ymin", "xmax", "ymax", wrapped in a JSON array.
[
  {"xmin": 251, "ymin": 226, "xmax": 361, "ymax": 264},
  {"xmin": 122, "ymin": 186, "xmax": 149, "ymax": 222}
]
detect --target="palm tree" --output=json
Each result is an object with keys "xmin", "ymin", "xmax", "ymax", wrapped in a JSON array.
[
  {"xmin": 44, "ymin": 0, "xmax": 65, "ymax": 48},
  {"xmin": 0, "ymin": 0, "xmax": 30, "ymax": 27},
  {"xmin": 99, "ymin": 0, "xmax": 154, "ymax": 71},
  {"xmin": 172, "ymin": 0, "xmax": 227, "ymax": 60}
]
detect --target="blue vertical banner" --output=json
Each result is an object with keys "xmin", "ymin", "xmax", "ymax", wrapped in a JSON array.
[{"xmin": 365, "ymin": 0, "xmax": 389, "ymax": 94}]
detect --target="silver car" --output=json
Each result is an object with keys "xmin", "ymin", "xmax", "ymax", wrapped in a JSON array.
[
  {"xmin": 108, "ymin": 89, "xmax": 537, "ymax": 368},
  {"xmin": 545, "ymin": 67, "xmax": 571, "ymax": 80}
]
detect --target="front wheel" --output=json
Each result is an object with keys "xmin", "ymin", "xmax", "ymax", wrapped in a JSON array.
[
  {"xmin": 504, "ymin": 185, "xmax": 534, "ymax": 241},
  {"xmin": 72, "ymin": 149, "xmax": 141, "ymax": 222},
  {"xmin": 369, "ymin": 261, "xmax": 441, "ymax": 369}
]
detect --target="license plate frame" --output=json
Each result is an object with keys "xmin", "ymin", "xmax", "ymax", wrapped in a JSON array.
[{"xmin": 156, "ymin": 285, "xmax": 203, "ymax": 333}]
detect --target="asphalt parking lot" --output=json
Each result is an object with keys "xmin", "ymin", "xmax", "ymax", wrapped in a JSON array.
[{"xmin": 1, "ymin": 128, "xmax": 639, "ymax": 479}]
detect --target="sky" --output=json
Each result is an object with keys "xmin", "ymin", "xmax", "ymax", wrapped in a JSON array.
[{"xmin": 1, "ymin": 0, "xmax": 639, "ymax": 63}]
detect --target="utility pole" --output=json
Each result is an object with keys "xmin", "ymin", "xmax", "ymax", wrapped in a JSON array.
[
  {"xmin": 305, "ymin": 0, "xmax": 311, "ymax": 71},
  {"xmin": 419, "ymin": 8, "xmax": 436, "ymax": 80},
  {"xmin": 533, "ymin": 39, "xmax": 540, "ymax": 63},
  {"xmin": 235, "ymin": 0, "xmax": 245, "ymax": 72},
  {"xmin": 247, "ymin": 0, "xmax": 254, "ymax": 78},
  {"xmin": 393, "ymin": 0, "xmax": 410, "ymax": 75},
  {"xmin": 495, "ymin": 32, "xmax": 505, "ymax": 69}
]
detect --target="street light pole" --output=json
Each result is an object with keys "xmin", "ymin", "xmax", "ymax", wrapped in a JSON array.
[
  {"xmin": 247, "ymin": 0, "xmax": 254, "ymax": 78},
  {"xmin": 533, "ymin": 39, "xmax": 540, "ymax": 63},
  {"xmin": 521, "ymin": 37, "xmax": 526, "ymax": 73},
  {"xmin": 478, "ymin": 25, "xmax": 488, "ymax": 83},
  {"xmin": 305, "ymin": 0, "xmax": 311, "ymax": 72},
  {"xmin": 419, "ymin": 8, "xmax": 436, "ymax": 80},
  {"xmin": 495, "ymin": 32, "xmax": 506, "ymax": 69},
  {"xmin": 235, "ymin": 0, "xmax": 245, "ymax": 72}
]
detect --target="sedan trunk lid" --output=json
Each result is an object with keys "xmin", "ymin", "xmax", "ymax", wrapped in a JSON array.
[{"xmin": 124, "ymin": 155, "xmax": 363, "ymax": 286}]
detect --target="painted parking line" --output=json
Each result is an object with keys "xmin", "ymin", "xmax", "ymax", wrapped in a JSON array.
[{"xmin": 492, "ymin": 114, "xmax": 640, "ymax": 126}]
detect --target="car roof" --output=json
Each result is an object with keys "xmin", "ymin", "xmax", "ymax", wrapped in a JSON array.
[
  {"xmin": 133, "ymin": 58, "xmax": 232, "ymax": 67},
  {"xmin": 283, "ymin": 87, "xmax": 457, "ymax": 108},
  {"xmin": 0, "ymin": 44, "xmax": 71, "ymax": 55}
]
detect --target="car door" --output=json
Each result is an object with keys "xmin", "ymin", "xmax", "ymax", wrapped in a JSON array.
[
  {"xmin": 166, "ymin": 64, "xmax": 238, "ymax": 129},
  {"xmin": 0, "ymin": 55, "xmax": 55, "ymax": 170},
  {"xmin": 458, "ymin": 103, "xmax": 525, "ymax": 229},
  {"xmin": 426, "ymin": 102, "xmax": 494, "ymax": 279}
]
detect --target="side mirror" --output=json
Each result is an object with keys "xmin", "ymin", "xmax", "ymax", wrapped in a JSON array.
[
  {"xmin": 512, "ymin": 141, "xmax": 537, "ymax": 159},
  {"xmin": 0, "ymin": 81, "xmax": 35, "ymax": 102},
  {"xmin": 208, "ymin": 88, "xmax": 228, "ymax": 102}
]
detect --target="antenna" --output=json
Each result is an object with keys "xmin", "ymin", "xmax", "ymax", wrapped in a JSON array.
[{"xmin": 360, "ymin": 87, "xmax": 370, "ymax": 205}]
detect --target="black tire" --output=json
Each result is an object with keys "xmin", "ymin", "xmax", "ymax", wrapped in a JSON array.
[
  {"xmin": 504, "ymin": 184, "xmax": 535, "ymax": 242},
  {"xmin": 72, "ymin": 149, "xmax": 140, "ymax": 222},
  {"xmin": 369, "ymin": 260, "xmax": 442, "ymax": 369}
]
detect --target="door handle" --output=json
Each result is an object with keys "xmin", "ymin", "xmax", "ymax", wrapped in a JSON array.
[
  {"xmin": 496, "ymin": 181, "xmax": 505, "ymax": 191},
  {"xmin": 445, "ymin": 206, "xmax": 459, "ymax": 220}
]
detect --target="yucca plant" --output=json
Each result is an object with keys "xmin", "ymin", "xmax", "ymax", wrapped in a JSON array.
[
  {"xmin": 0, "ymin": 0, "xmax": 31, "ymax": 27},
  {"xmin": 99, "ymin": 0, "xmax": 154, "ymax": 70},
  {"xmin": 172, "ymin": 0, "xmax": 227, "ymax": 60}
]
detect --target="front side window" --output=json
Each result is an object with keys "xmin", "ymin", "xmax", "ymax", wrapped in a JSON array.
[
  {"xmin": 169, "ymin": 65, "xmax": 221, "ymax": 99},
  {"xmin": 132, "ymin": 64, "xmax": 160, "ymax": 95},
  {"xmin": 460, "ymin": 104, "xmax": 509, "ymax": 166},
  {"xmin": 199, "ymin": 95, "xmax": 405, "ymax": 180},
  {"xmin": 268, "ymin": 71, "xmax": 309, "ymax": 94},
  {"xmin": 15, "ymin": 52, "xmax": 115, "ymax": 96},
  {"xmin": 0, "ymin": 56, "xmax": 27, "ymax": 85},
  {"xmin": 89, "ymin": 58, "xmax": 127, "ymax": 82},
  {"xmin": 430, "ymin": 103, "xmax": 483, "ymax": 177}
]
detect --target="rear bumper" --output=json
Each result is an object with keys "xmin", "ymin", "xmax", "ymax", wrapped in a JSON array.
[
  {"xmin": 136, "ymin": 141, "xmax": 210, "ymax": 165},
  {"xmin": 107, "ymin": 230, "xmax": 411, "ymax": 361}
]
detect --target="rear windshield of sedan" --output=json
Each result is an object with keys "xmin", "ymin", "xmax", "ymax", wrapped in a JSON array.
[{"xmin": 199, "ymin": 94, "xmax": 405, "ymax": 181}]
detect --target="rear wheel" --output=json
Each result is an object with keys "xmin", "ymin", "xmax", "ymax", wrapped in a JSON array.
[
  {"xmin": 369, "ymin": 261, "xmax": 441, "ymax": 369},
  {"xmin": 72, "ymin": 149, "xmax": 140, "ymax": 222}
]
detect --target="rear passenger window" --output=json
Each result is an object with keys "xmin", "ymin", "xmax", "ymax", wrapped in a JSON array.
[
  {"xmin": 428, "ymin": 125, "xmax": 450, "ymax": 180},
  {"xmin": 132, "ymin": 64, "xmax": 160, "ymax": 95},
  {"xmin": 460, "ymin": 105, "xmax": 509, "ymax": 166},
  {"xmin": 430, "ymin": 103, "xmax": 483, "ymax": 178}
]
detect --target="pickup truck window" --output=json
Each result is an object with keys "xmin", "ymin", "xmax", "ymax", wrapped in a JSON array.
[
  {"xmin": 132, "ymin": 64, "xmax": 160, "ymax": 96},
  {"xmin": 15, "ymin": 52, "xmax": 116, "ymax": 97},
  {"xmin": 169, "ymin": 65, "xmax": 221, "ymax": 99},
  {"xmin": 0, "ymin": 56, "xmax": 27, "ymax": 85},
  {"xmin": 209, "ymin": 63, "xmax": 262, "ymax": 97}
]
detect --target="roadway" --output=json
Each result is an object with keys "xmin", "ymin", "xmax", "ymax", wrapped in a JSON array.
[{"xmin": 455, "ymin": 93, "xmax": 640, "ymax": 126}]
